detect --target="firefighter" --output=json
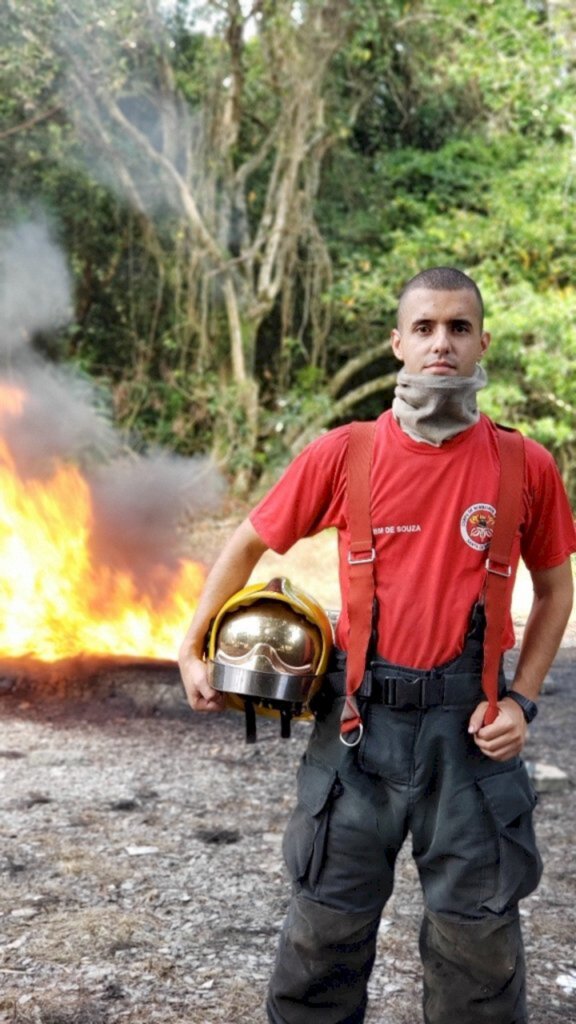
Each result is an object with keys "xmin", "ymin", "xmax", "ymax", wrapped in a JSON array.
[{"xmin": 178, "ymin": 267, "xmax": 576, "ymax": 1024}]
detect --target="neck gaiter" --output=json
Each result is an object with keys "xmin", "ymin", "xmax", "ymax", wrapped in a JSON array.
[{"xmin": 392, "ymin": 364, "xmax": 487, "ymax": 446}]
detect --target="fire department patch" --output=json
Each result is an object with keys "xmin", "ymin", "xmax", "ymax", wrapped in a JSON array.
[{"xmin": 460, "ymin": 503, "xmax": 496, "ymax": 551}]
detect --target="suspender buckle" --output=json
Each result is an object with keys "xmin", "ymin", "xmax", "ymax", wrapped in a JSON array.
[
  {"xmin": 348, "ymin": 548, "xmax": 375, "ymax": 565},
  {"xmin": 485, "ymin": 557, "xmax": 512, "ymax": 578},
  {"xmin": 339, "ymin": 721, "xmax": 364, "ymax": 747}
]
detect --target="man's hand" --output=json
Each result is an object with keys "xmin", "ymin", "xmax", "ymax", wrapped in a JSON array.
[
  {"xmin": 468, "ymin": 697, "xmax": 528, "ymax": 761},
  {"xmin": 468, "ymin": 559, "xmax": 572, "ymax": 763},
  {"xmin": 179, "ymin": 652, "xmax": 225, "ymax": 713},
  {"xmin": 176, "ymin": 518, "xmax": 269, "ymax": 714}
]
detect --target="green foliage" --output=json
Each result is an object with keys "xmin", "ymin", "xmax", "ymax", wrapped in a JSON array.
[
  {"xmin": 402, "ymin": 0, "xmax": 575, "ymax": 142},
  {"xmin": 480, "ymin": 283, "xmax": 576, "ymax": 477},
  {"xmin": 256, "ymin": 366, "xmax": 333, "ymax": 483},
  {"xmin": 323, "ymin": 129, "xmax": 576, "ymax": 495}
]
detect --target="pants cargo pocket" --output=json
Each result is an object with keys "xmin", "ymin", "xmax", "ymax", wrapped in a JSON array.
[
  {"xmin": 282, "ymin": 758, "xmax": 342, "ymax": 893},
  {"xmin": 476, "ymin": 762, "xmax": 543, "ymax": 914}
]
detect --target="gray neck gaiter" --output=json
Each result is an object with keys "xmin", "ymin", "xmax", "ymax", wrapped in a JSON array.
[{"xmin": 392, "ymin": 364, "xmax": 487, "ymax": 446}]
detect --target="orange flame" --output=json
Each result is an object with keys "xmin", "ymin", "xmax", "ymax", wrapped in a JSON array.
[{"xmin": 0, "ymin": 383, "xmax": 204, "ymax": 662}]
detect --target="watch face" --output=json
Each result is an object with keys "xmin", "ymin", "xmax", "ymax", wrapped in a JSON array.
[
  {"xmin": 524, "ymin": 700, "xmax": 538, "ymax": 723},
  {"xmin": 509, "ymin": 691, "xmax": 538, "ymax": 722}
]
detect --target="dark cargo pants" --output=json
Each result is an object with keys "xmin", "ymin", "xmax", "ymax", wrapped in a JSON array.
[{"xmin": 267, "ymin": 637, "xmax": 542, "ymax": 1024}]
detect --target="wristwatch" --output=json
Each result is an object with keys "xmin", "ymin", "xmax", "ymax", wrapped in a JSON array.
[{"xmin": 506, "ymin": 690, "xmax": 539, "ymax": 723}]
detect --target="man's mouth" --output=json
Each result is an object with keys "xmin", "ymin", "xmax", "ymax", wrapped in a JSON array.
[{"xmin": 424, "ymin": 360, "xmax": 458, "ymax": 372}]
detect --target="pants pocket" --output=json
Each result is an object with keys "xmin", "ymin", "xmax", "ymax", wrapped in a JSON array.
[
  {"xmin": 476, "ymin": 762, "xmax": 543, "ymax": 913},
  {"xmin": 282, "ymin": 758, "xmax": 342, "ymax": 891}
]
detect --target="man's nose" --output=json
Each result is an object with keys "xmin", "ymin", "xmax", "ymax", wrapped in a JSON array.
[{"xmin": 432, "ymin": 328, "xmax": 451, "ymax": 351}]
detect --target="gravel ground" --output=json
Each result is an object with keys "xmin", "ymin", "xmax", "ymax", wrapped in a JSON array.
[{"xmin": 0, "ymin": 638, "xmax": 574, "ymax": 1024}]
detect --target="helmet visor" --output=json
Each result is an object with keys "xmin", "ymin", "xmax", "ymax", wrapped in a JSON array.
[{"xmin": 214, "ymin": 602, "xmax": 322, "ymax": 676}]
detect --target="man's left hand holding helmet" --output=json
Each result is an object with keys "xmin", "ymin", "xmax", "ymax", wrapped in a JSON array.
[{"xmin": 178, "ymin": 517, "xmax": 270, "ymax": 711}]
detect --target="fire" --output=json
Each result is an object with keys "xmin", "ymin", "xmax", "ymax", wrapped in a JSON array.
[{"xmin": 0, "ymin": 383, "xmax": 204, "ymax": 662}]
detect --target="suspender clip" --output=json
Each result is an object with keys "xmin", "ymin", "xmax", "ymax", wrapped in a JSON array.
[
  {"xmin": 485, "ymin": 557, "xmax": 512, "ymax": 578},
  {"xmin": 348, "ymin": 548, "xmax": 375, "ymax": 565}
]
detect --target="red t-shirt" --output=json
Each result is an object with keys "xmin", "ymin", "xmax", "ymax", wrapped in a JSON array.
[{"xmin": 250, "ymin": 412, "xmax": 576, "ymax": 669}]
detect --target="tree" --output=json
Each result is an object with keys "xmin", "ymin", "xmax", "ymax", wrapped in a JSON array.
[{"xmin": 4, "ymin": 0, "xmax": 365, "ymax": 485}]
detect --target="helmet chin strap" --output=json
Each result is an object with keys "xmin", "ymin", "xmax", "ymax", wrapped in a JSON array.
[
  {"xmin": 244, "ymin": 697, "xmax": 257, "ymax": 744},
  {"xmin": 243, "ymin": 696, "xmax": 296, "ymax": 743},
  {"xmin": 392, "ymin": 364, "xmax": 487, "ymax": 446}
]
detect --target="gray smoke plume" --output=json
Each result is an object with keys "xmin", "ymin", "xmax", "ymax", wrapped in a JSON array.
[
  {"xmin": 1, "ymin": 361, "xmax": 119, "ymax": 478},
  {"xmin": 58, "ymin": 0, "xmax": 199, "ymax": 221},
  {"xmin": 0, "ymin": 218, "xmax": 225, "ymax": 601},
  {"xmin": 0, "ymin": 220, "xmax": 73, "ymax": 356},
  {"xmin": 89, "ymin": 453, "xmax": 223, "ymax": 599},
  {"xmin": 56, "ymin": 0, "xmax": 239, "ymax": 251},
  {"xmin": 0, "ymin": 220, "xmax": 114, "ymax": 473}
]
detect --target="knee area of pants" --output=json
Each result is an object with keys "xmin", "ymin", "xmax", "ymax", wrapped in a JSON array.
[
  {"xmin": 422, "ymin": 910, "xmax": 522, "ymax": 983},
  {"xmin": 289, "ymin": 895, "xmax": 379, "ymax": 951}
]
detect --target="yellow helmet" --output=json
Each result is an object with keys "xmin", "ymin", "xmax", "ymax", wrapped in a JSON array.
[{"xmin": 207, "ymin": 577, "xmax": 332, "ymax": 741}]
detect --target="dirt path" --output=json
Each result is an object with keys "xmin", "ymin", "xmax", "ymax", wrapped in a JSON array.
[{"xmin": 0, "ymin": 647, "xmax": 575, "ymax": 1024}]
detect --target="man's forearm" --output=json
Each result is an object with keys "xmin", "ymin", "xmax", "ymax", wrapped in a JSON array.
[
  {"xmin": 179, "ymin": 517, "xmax": 269, "ymax": 663},
  {"xmin": 511, "ymin": 560, "xmax": 574, "ymax": 700}
]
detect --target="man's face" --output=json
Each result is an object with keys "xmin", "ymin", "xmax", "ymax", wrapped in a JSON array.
[{"xmin": 390, "ymin": 287, "xmax": 491, "ymax": 377}]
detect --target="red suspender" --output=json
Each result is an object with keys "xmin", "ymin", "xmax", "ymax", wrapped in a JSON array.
[
  {"xmin": 342, "ymin": 419, "xmax": 525, "ymax": 742},
  {"xmin": 340, "ymin": 420, "xmax": 377, "ymax": 744},
  {"xmin": 482, "ymin": 427, "xmax": 525, "ymax": 722}
]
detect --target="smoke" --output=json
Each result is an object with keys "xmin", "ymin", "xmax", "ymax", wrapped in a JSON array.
[
  {"xmin": 57, "ymin": 1, "xmax": 201, "ymax": 221},
  {"xmin": 73, "ymin": 90, "xmax": 196, "ymax": 220},
  {"xmin": 56, "ymin": 0, "xmax": 241, "ymax": 253},
  {"xmin": 0, "ymin": 218, "xmax": 225, "ymax": 593},
  {"xmin": 89, "ymin": 453, "xmax": 223, "ymax": 589},
  {"xmin": 0, "ymin": 361, "xmax": 119, "ymax": 478},
  {"xmin": 0, "ymin": 220, "xmax": 114, "ymax": 473},
  {"xmin": 0, "ymin": 220, "xmax": 73, "ymax": 356}
]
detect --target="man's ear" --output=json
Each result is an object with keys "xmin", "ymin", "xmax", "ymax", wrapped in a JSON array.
[
  {"xmin": 390, "ymin": 328, "xmax": 403, "ymax": 363},
  {"xmin": 479, "ymin": 331, "xmax": 491, "ymax": 358}
]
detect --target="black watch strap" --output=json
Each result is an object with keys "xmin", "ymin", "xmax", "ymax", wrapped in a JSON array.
[{"xmin": 506, "ymin": 690, "xmax": 538, "ymax": 723}]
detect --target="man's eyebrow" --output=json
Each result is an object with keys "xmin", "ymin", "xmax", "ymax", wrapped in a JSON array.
[{"xmin": 409, "ymin": 316, "xmax": 474, "ymax": 328}]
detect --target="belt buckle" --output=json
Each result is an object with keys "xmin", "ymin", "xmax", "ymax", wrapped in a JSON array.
[{"xmin": 390, "ymin": 676, "xmax": 423, "ymax": 710}]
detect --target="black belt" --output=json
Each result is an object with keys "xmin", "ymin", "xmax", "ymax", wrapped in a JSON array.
[{"xmin": 322, "ymin": 666, "xmax": 503, "ymax": 711}]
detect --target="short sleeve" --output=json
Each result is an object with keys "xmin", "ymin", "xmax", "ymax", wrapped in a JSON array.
[
  {"xmin": 521, "ymin": 439, "xmax": 576, "ymax": 571},
  {"xmin": 249, "ymin": 426, "xmax": 350, "ymax": 553}
]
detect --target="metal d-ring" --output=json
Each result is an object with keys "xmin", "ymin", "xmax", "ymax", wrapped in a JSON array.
[{"xmin": 339, "ymin": 722, "xmax": 364, "ymax": 747}]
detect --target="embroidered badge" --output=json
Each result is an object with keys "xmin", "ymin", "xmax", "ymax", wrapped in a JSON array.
[{"xmin": 460, "ymin": 504, "xmax": 496, "ymax": 551}]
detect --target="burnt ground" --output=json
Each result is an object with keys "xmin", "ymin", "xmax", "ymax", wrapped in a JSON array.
[{"xmin": 0, "ymin": 642, "xmax": 574, "ymax": 1024}]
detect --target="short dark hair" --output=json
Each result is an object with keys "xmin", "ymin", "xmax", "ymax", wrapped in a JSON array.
[{"xmin": 398, "ymin": 267, "xmax": 484, "ymax": 324}]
